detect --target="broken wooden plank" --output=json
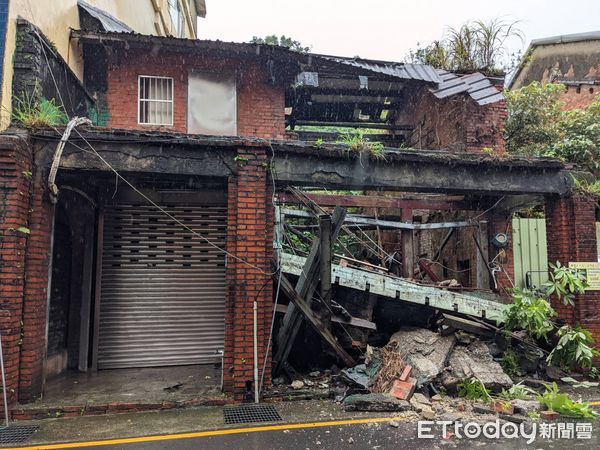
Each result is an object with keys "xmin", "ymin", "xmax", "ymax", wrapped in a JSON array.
[
  {"xmin": 275, "ymin": 304, "xmax": 376, "ymax": 330},
  {"xmin": 278, "ymin": 274, "xmax": 356, "ymax": 367},
  {"xmin": 441, "ymin": 314, "xmax": 494, "ymax": 337},
  {"xmin": 418, "ymin": 259, "xmax": 440, "ymax": 283},
  {"xmin": 273, "ymin": 207, "xmax": 347, "ymax": 373},
  {"xmin": 281, "ymin": 252, "xmax": 508, "ymax": 321},
  {"xmin": 319, "ymin": 214, "xmax": 333, "ymax": 328}
]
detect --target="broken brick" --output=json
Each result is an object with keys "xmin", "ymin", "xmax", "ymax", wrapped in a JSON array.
[{"xmin": 390, "ymin": 378, "xmax": 416, "ymax": 401}]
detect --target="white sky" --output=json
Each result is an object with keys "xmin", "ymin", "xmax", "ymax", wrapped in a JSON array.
[{"xmin": 200, "ymin": 0, "xmax": 600, "ymax": 62}]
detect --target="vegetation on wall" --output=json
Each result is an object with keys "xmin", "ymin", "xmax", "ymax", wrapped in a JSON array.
[
  {"xmin": 250, "ymin": 35, "xmax": 311, "ymax": 53},
  {"xmin": 11, "ymin": 90, "xmax": 68, "ymax": 128},
  {"xmin": 405, "ymin": 19, "xmax": 523, "ymax": 76},
  {"xmin": 505, "ymin": 82, "xmax": 600, "ymax": 172}
]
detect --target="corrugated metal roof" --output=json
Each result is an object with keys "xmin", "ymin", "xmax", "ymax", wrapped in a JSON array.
[
  {"xmin": 77, "ymin": 0, "xmax": 134, "ymax": 33},
  {"xmin": 317, "ymin": 56, "xmax": 443, "ymax": 84},
  {"xmin": 530, "ymin": 30, "xmax": 600, "ymax": 46},
  {"xmin": 431, "ymin": 70, "xmax": 504, "ymax": 105}
]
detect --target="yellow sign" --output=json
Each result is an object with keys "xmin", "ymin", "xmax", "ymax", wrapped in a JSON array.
[{"xmin": 569, "ymin": 262, "xmax": 600, "ymax": 290}]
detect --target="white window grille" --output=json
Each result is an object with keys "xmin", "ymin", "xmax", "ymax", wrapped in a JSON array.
[{"xmin": 138, "ymin": 76, "xmax": 174, "ymax": 126}]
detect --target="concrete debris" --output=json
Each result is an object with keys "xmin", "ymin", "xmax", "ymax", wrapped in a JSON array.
[
  {"xmin": 272, "ymin": 377, "xmax": 285, "ymax": 386},
  {"xmin": 309, "ymin": 371, "xmax": 321, "ymax": 378},
  {"xmin": 291, "ymin": 380, "xmax": 305, "ymax": 390},
  {"xmin": 441, "ymin": 340, "xmax": 513, "ymax": 392},
  {"xmin": 420, "ymin": 406, "xmax": 436, "ymax": 419},
  {"xmin": 343, "ymin": 393, "xmax": 412, "ymax": 412},
  {"xmin": 439, "ymin": 279, "xmax": 460, "ymax": 287},
  {"xmin": 511, "ymin": 399, "xmax": 541, "ymax": 415},
  {"xmin": 388, "ymin": 328, "xmax": 455, "ymax": 387},
  {"xmin": 340, "ymin": 364, "xmax": 371, "ymax": 389},
  {"xmin": 411, "ymin": 393, "xmax": 431, "ymax": 408}
]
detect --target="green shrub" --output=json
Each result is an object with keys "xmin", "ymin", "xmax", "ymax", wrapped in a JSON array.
[
  {"xmin": 501, "ymin": 288, "xmax": 556, "ymax": 340},
  {"xmin": 498, "ymin": 382, "xmax": 535, "ymax": 400},
  {"xmin": 537, "ymin": 382, "xmax": 598, "ymax": 419},
  {"xmin": 544, "ymin": 261, "xmax": 588, "ymax": 306},
  {"xmin": 500, "ymin": 349, "xmax": 519, "ymax": 377},
  {"xmin": 547, "ymin": 324, "xmax": 600, "ymax": 370}
]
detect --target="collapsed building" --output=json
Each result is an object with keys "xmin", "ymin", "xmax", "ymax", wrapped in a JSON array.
[{"xmin": 0, "ymin": 10, "xmax": 599, "ymax": 418}]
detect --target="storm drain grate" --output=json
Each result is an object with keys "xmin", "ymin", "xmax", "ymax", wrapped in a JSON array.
[
  {"xmin": 0, "ymin": 425, "xmax": 39, "ymax": 445},
  {"xmin": 223, "ymin": 404, "xmax": 282, "ymax": 424}
]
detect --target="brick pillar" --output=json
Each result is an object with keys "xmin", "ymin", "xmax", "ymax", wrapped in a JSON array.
[
  {"xmin": 18, "ymin": 165, "xmax": 53, "ymax": 403},
  {"xmin": 0, "ymin": 135, "xmax": 32, "ymax": 415},
  {"xmin": 223, "ymin": 147, "xmax": 273, "ymax": 399},
  {"xmin": 546, "ymin": 195, "xmax": 600, "ymax": 342}
]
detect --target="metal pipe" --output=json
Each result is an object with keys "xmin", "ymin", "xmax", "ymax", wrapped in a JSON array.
[
  {"xmin": 0, "ymin": 330, "xmax": 9, "ymax": 427},
  {"xmin": 253, "ymin": 301, "xmax": 259, "ymax": 404}
]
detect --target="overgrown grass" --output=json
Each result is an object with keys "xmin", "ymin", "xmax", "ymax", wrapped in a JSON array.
[
  {"xmin": 337, "ymin": 130, "xmax": 385, "ymax": 159},
  {"xmin": 12, "ymin": 91, "xmax": 68, "ymax": 128}
]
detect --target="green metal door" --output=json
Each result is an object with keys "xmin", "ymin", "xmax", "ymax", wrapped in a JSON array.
[{"xmin": 512, "ymin": 217, "xmax": 549, "ymax": 290}]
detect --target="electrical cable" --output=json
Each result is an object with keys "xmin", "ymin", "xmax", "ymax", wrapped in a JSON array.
[{"xmin": 71, "ymin": 129, "xmax": 278, "ymax": 276}]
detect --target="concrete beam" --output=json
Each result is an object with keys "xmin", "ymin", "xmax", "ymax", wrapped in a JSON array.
[
  {"xmin": 54, "ymin": 141, "xmax": 236, "ymax": 178},
  {"xmin": 272, "ymin": 148, "xmax": 570, "ymax": 195}
]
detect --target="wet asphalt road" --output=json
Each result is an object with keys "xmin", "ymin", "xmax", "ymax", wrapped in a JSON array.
[{"xmin": 63, "ymin": 420, "xmax": 600, "ymax": 450}]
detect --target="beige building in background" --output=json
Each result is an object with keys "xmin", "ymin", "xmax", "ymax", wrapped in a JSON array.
[{"xmin": 0, "ymin": 0, "xmax": 207, "ymax": 128}]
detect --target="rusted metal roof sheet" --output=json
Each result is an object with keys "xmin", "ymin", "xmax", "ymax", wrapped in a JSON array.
[
  {"xmin": 431, "ymin": 70, "xmax": 504, "ymax": 105},
  {"xmin": 317, "ymin": 56, "xmax": 443, "ymax": 83},
  {"xmin": 77, "ymin": 0, "xmax": 133, "ymax": 33}
]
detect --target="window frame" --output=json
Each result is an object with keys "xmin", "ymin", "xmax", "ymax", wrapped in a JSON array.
[
  {"xmin": 168, "ymin": 0, "xmax": 185, "ymax": 38},
  {"xmin": 137, "ymin": 75, "xmax": 175, "ymax": 127},
  {"xmin": 187, "ymin": 70, "xmax": 238, "ymax": 136}
]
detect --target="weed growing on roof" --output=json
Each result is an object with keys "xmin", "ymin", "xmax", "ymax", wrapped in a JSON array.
[{"xmin": 337, "ymin": 129, "xmax": 386, "ymax": 159}]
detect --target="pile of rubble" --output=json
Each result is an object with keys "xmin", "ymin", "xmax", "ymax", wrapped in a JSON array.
[{"xmin": 273, "ymin": 326, "xmax": 556, "ymax": 421}]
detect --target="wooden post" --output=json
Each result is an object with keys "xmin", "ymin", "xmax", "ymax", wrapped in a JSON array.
[
  {"xmin": 476, "ymin": 221, "xmax": 490, "ymax": 289},
  {"xmin": 401, "ymin": 208, "xmax": 414, "ymax": 278},
  {"xmin": 273, "ymin": 207, "xmax": 346, "ymax": 373},
  {"xmin": 319, "ymin": 215, "xmax": 332, "ymax": 328}
]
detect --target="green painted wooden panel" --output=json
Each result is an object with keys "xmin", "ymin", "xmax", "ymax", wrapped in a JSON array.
[{"xmin": 512, "ymin": 217, "xmax": 549, "ymax": 289}]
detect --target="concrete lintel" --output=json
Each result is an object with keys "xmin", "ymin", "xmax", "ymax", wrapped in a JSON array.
[{"xmin": 272, "ymin": 151, "xmax": 571, "ymax": 195}]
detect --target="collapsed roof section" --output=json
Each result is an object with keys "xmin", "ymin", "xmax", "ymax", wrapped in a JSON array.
[{"xmin": 72, "ymin": 28, "xmax": 505, "ymax": 147}]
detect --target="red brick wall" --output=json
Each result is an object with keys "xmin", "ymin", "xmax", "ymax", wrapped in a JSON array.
[
  {"xmin": 18, "ymin": 165, "xmax": 53, "ymax": 403},
  {"xmin": 223, "ymin": 148, "xmax": 274, "ymax": 397},
  {"xmin": 0, "ymin": 135, "xmax": 54, "ymax": 412},
  {"xmin": 560, "ymin": 85, "xmax": 598, "ymax": 110},
  {"xmin": 0, "ymin": 135, "xmax": 32, "ymax": 415},
  {"xmin": 399, "ymin": 88, "xmax": 507, "ymax": 154},
  {"xmin": 105, "ymin": 52, "xmax": 285, "ymax": 139},
  {"xmin": 546, "ymin": 194, "xmax": 600, "ymax": 344}
]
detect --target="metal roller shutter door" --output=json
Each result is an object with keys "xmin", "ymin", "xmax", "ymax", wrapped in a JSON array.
[{"xmin": 98, "ymin": 203, "xmax": 227, "ymax": 369}]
